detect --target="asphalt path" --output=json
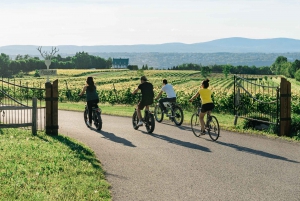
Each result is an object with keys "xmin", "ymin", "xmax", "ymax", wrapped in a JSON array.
[{"xmin": 58, "ymin": 110, "xmax": 300, "ymax": 201}]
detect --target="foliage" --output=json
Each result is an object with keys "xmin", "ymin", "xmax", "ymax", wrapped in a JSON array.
[{"xmin": 295, "ymin": 69, "xmax": 300, "ymax": 81}]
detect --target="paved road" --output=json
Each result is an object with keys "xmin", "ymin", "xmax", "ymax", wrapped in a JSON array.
[{"xmin": 58, "ymin": 110, "xmax": 300, "ymax": 201}]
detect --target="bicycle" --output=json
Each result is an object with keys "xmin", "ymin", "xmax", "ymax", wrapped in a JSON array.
[
  {"xmin": 132, "ymin": 94, "xmax": 155, "ymax": 133},
  {"xmin": 190, "ymin": 105, "xmax": 220, "ymax": 141},
  {"xmin": 154, "ymin": 101, "xmax": 184, "ymax": 126},
  {"xmin": 84, "ymin": 103, "xmax": 102, "ymax": 130}
]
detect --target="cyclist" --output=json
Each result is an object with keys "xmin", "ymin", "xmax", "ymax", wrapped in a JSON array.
[
  {"xmin": 79, "ymin": 77, "xmax": 99, "ymax": 127},
  {"xmin": 154, "ymin": 79, "xmax": 176, "ymax": 113},
  {"xmin": 189, "ymin": 79, "xmax": 214, "ymax": 134},
  {"xmin": 132, "ymin": 76, "xmax": 154, "ymax": 126}
]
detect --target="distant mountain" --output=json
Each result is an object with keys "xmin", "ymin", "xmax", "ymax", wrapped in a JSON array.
[
  {"xmin": 1, "ymin": 38, "xmax": 300, "ymax": 68},
  {"xmin": 1, "ymin": 38, "xmax": 300, "ymax": 55}
]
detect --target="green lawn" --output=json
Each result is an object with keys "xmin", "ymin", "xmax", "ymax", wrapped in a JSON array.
[{"xmin": 0, "ymin": 128, "xmax": 111, "ymax": 201}]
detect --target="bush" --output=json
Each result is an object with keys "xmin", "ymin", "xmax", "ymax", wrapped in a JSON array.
[
  {"xmin": 291, "ymin": 114, "xmax": 300, "ymax": 139},
  {"xmin": 295, "ymin": 69, "xmax": 300, "ymax": 81}
]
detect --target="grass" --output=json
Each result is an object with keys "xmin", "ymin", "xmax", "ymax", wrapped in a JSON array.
[{"xmin": 0, "ymin": 128, "xmax": 111, "ymax": 201}]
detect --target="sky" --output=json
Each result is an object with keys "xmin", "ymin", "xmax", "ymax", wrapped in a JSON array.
[{"xmin": 0, "ymin": 0, "xmax": 299, "ymax": 46}]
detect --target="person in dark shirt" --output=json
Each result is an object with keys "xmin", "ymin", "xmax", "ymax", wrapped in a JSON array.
[
  {"xmin": 79, "ymin": 77, "xmax": 99, "ymax": 127},
  {"xmin": 132, "ymin": 76, "xmax": 154, "ymax": 126}
]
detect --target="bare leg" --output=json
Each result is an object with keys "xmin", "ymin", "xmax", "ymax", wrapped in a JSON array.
[
  {"xmin": 137, "ymin": 106, "xmax": 142, "ymax": 121},
  {"xmin": 199, "ymin": 112, "xmax": 206, "ymax": 132}
]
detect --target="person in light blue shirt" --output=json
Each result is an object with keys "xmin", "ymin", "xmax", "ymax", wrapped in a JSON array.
[{"xmin": 155, "ymin": 79, "xmax": 176, "ymax": 113}]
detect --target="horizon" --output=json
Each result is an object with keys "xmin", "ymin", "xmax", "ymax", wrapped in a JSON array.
[
  {"xmin": 1, "ymin": 37, "xmax": 300, "ymax": 47},
  {"xmin": 1, "ymin": 0, "xmax": 300, "ymax": 46}
]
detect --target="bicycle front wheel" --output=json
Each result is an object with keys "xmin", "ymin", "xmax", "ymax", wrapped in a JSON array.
[
  {"xmin": 154, "ymin": 104, "xmax": 164, "ymax": 122},
  {"xmin": 207, "ymin": 116, "xmax": 220, "ymax": 141},
  {"xmin": 132, "ymin": 110, "xmax": 139, "ymax": 130},
  {"xmin": 173, "ymin": 106, "xmax": 184, "ymax": 126},
  {"xmin": 191, "ymin": 113, "xmax": 202, "ymax": 137},
  {"xmin": 145, "ymin": 113, "xmax": 155, "ymax": 133}
]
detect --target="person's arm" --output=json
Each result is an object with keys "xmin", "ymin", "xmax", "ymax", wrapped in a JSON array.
[
  {"xmin": 189, "ymin": 92, "xmax": 199, "ymax": 102},
  {"xmin": 132, "ymin": 87, "xmax": 139, "ymax": 95},
  {"xmin": 155, "ymin": 91, "xmax": 163, "ymax": 100},
  {"xmin": 79, "ymin": 86, "xmax": 87, "ymax": 96}
]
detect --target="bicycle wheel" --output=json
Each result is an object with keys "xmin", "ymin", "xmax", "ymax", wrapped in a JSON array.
[
  {"xmin": 173, "ymin": 105, "xmax": 184, "ymax": 126},
  {"xmin": 145, "ymin": 113, "xmax": 155, "ymax": 133},
  {"xmin": 94, "ymin": 112, "xmax": 102, "ymax": 130},
  {"xmin": 191, "ymin": 113, "xmax": 202, "ymax": 137},
  {"xmin": 84, "ymin": 108, "xmax": 89, "ymax": 127},
  {"xmin": 132, "ymin": 110, "xmax": 139, "ymax": 130},
  {"xmin": 207, "ymin": 116, "xmax": 220, "ymax": 141},
  {"xmin": 154, "ymin": 104, "xmax": 164, "ymax": 122}
]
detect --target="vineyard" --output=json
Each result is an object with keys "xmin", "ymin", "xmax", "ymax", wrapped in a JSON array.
[{"xmin": 3, "ymin": 69, "xmax": 300, "ymax": 117}]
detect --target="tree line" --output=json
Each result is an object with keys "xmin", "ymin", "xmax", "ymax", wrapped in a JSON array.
[
  {"xmin": 1, "ymin": 51, "xmax": 300, "ymax": 80},
  {"xmin": 0, "ymin": 52, "xmax": 112, "ymax": 77}
]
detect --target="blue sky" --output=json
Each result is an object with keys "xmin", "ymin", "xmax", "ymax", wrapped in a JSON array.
[{"xmin": 0, "ymin": 0, "xmax": 299, "ymax": 46}]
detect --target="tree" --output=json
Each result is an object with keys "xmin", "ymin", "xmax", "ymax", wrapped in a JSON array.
[
  {"xmin": 270, "ymin": 56, "xmax": 288, "ymax": 75},
  {"xmin": 222, "ymin": 64, "xmax": 233, "ymax": 78},
  {"xmin": 72, "ymin": 52, "xmax": 91, "ymax": 69},
  {"xmin": 200, "ymin": 66, "xmax": 211, "ymax": 78},
  {"xmin": 295, "ymin": 69, "xmax": 300, "ymax": 81},
  {"xmin": 0, "ymin": 53, "xmax": 10, "ymax": 77}
]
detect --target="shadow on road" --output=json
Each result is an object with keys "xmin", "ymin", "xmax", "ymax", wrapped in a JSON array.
[
  {"xmin": 147, "ymin": 132, "xmax": 211, "ymax": 152},
  {"xmin": 158, "ymin": 122, "xmax": 193, "ymax": 132},
  {"xmin": 37, "ymin": 134, "xmax": 104, "ymax": 170},
  {"xmin": 216, "ymin": 141, "xmax": 299, "ymax": 163},
  {"xmin": 90, "ymin": 127, "xmax": 136, "ymax": 147}
]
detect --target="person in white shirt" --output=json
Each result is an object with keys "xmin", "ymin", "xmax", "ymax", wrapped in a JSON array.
[{"xmin": 155, "ymin": 79, "xmax": 176, "ymax": 113}]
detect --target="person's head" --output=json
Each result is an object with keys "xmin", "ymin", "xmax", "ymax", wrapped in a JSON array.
[
  {"xmin": 86, "ymin": 77, "xmax": 94, "ymax": 86},
  {"xmin": 201, "ymin": 79, "xmax": 210, "ymax": 88},
  {"xmin": 162, "ymin": 79, "xmax": 168, "ymax": 85},
  {"xmin": 140, "ymin": 76, "xmax": 148, "ymax": 83}
]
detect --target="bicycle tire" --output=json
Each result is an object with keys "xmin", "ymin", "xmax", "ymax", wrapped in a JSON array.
[
  {"xmin": 132, "ymin": 110, "xmax": 139, "ymax": 130},
  {"xmin": 154, "ymin": 104, "xmax": 164, "ymax": 122},
  {"xmin": 173, "ymin": 105, "xmax": 184, "ymax": 126},
  {"xmin": 191, "ymin": 113, "xmax": 202, "ymax": 137},
  {"xmin": 94, "ymin": 112, "xmax": 102, "ymax": 130},
  {"xmin": 145, "ymin": 113, "xmax": 155, "ymax": 133},
  {"xmin": 84, "ymin": 108, "xmax": 89, "ymax": 127},
  {"xmin": 207, "ymin": 116, "xmax": 220, "ymax": 141}
]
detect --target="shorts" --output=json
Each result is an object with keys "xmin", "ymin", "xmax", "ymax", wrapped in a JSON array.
[
  {"xmin": 201, "ymin": 103, "xmax": 214, "ymax": 113},
  {"xmin": 138, "ymin": 100, "xmax": 153, "ymax": 110}
]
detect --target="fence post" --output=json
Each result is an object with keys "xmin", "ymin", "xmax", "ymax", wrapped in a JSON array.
[
  {"xmin": 279, "ymin": 77, "xmax": 291, "ymax": 136},
  {"xmin": 32, "ymin": 97, "xmax": 37, "ymax": 135},
  {"xmin": 45, "ymin": 80, "xmax": 59, "ymax": 135},
  {"xmin": 52, "ymin": 80, "xmax": 59, "ymax": 135}
]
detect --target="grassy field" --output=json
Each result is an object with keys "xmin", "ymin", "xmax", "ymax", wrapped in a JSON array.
[{"xmin": 0, "ymin": 128, "xmax": 111, "ymax": 201}]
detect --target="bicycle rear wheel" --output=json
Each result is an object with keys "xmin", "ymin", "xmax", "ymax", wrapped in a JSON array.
[
  {"xmin": 173, "ymin": 105, "xmax": 184, "ymax": 126},
  {"xmin": 132, "ymin": 110, "xmax": 139, "ymax": 130},
  {"xmin": 84, "ymin": 108, "xmax": 89, "ymax": 127},
  {"xmin": 191, "ymin": 113, "xmax": 202, "ymax": 137},
  {"xmin": 145, "ymin": 113, "xmax": 155, "ymax": 133},
  {"xmin": 154, "ymin": 104, "xmax": 164, "ymax": 122},
  {"xmin": 94, "ymin": 112, "xmax": 102, "ymax": 130},
  {"xmin": 207, "ymin": 116, "xmax": 220, "ymax": 141}
]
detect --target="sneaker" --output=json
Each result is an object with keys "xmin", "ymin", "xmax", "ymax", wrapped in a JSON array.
[
  {"xmin": 137, "ymin": 121, "xmax": 143, "ymax": 126},
  {"xmin": 201, "ymin": 130, "xmax": 206, "ymax": 135}
]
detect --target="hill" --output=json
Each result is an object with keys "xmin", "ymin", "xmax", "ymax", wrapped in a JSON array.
[{"xmin": 1, "ymin": 38, "xmax": 300, "ymax": 68}]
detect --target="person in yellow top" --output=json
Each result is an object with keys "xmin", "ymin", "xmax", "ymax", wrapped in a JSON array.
[{"xmin": 189, "ymin": 79, "xmax": 215, "ymax": 134}]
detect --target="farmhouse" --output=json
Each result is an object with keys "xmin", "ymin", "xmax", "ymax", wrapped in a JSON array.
[{"xmin": 112, "ymin": 58, "xmax": 129, "ymax": 69}]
